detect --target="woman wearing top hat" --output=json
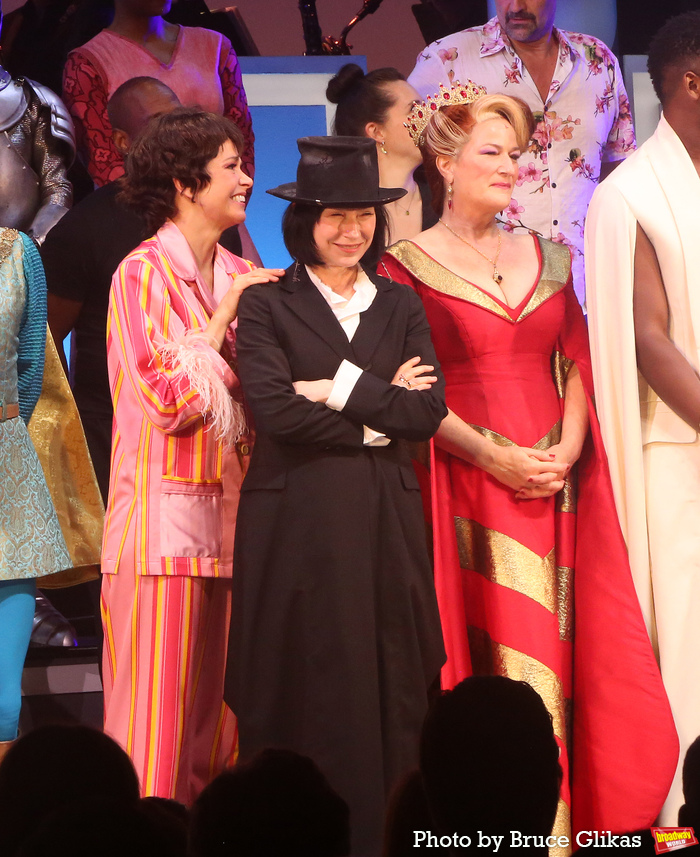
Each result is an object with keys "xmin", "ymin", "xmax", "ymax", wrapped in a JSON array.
[{"xmin": 224, "ymin": 136, "xmax": 447, "ymax": 856}]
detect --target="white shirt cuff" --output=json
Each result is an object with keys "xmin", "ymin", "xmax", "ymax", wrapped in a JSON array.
[
  {"xmin": 326, "ymin": 359, "xmax": 363, "ymax": 411},
  {"xmin": 325, "ymin": 360, "xmax": 389, "ymax": 446},
  {"xmin": 363, "ymin": 426, "xmax": 390, "ymax": 446}
]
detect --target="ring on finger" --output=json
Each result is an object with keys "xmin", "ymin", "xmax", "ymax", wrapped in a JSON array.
[{"xmin": 399, "ymin": 374, "xmax": 412, "ymax": 388}]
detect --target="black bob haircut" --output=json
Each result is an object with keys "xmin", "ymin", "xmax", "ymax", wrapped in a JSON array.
[
  {"xmin": 648, "ymin": 10, "xmax": 700, "ymax": 104},
  {"xmin": 282, "ymin": 202, "xmax": 389, "ymax": 268}
]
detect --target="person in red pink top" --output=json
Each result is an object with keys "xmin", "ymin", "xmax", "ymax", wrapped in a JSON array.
[
  {"xmin": 102, "ymin": 106, "xmax": 282, "ymax": 802},
  {"xmin": 62, "ymin": 0, "xmax": 254, "ymax": 187},
  {"xmin": 408, "ymin": 0, "xmax": 635, "ymax": 304}
]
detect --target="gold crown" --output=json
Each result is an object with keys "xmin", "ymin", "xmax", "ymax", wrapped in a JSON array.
[{"xmin": 405, "ymin": 79, "xmax": 488, "ymax": 147}]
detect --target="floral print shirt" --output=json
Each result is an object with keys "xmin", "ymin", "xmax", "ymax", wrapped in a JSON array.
[{"xmin": 408, "ymin": 17, "xmax": 635, "ymax": 303}]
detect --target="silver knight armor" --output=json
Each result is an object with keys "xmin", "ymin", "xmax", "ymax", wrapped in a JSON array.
[{"xmin": 0, "ymin": 67, "xmax": 74, "ymax": 244}]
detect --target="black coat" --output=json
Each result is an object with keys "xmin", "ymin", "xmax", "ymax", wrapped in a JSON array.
[{"xmin": 225, "ymin": 262, "xmax": 447, "ymax": 857}]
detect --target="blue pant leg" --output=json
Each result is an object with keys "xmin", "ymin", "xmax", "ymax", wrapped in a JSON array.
[{"xmin": 0, "ymin": 579, "xmax": 36, "ymax": 741}]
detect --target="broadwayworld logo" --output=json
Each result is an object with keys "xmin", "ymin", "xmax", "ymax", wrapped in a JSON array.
[{"xmin": 652, "ymin": 828, "xmax": 698, "ymax": 854}]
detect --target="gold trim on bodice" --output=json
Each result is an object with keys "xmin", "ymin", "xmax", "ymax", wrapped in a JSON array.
[
  {"xmin": 468, "ymin": 420, "xmax": 562, "ymax": 450},
  {"xmin": 518, "ymin": 239, "xmax": 572, "ymax": 320},
  {"xmin": 386, "ymin": 239, "xmax": 511, "ymax": 320},
  {"xmin": 385, "ymin": 236, "xmax": 570, "ymax": 323},
  {"xmin": 0, "ymin": 228, "xmax": 19, "ymax": 265}
]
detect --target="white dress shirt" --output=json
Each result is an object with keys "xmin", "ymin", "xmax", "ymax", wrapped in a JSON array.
[{"xmin": 307, "ymin": 266, "xmax": 389, "ymax": 446}]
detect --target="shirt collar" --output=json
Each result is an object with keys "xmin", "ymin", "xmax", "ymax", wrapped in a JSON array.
[
  {"xmin": 156, "ymin": 219, "xmax": 241, "ymax": 281},
  {"xmin": 479, "ymin": 16, "xmax": 576, "ymax": 63},
  {"xmin": 306, "ymin": 266, "xmax": 377, "ymax": 315}
]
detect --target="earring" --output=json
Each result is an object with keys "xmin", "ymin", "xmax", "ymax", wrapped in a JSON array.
[
  {"xmin": 380, "ymin": 141, "xmax": 388, "ymax": 155},
  {"xmin": 447, "ymin": 182, "xmax": 453, "ymax": 210}
]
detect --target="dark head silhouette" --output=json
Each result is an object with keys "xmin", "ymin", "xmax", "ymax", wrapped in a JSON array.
[
  {"xmin": 189, "ymin": 748, "xmax": 350, "ymax": 857},
  {"xmin": 0, "ymin": 725, "xmax": 140, "ymax": 856},
  {"xmin": 679, "ymin": 734, "xmax": 700, "ymax": 828},
  {"xmin": 421, "ymin": 676, "xmax": 561, "ymax": 850}
]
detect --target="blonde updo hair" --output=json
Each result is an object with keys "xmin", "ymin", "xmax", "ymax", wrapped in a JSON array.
[{"xmin": 421, "ymin": 93, "xmax": 534, "ymax": 215}]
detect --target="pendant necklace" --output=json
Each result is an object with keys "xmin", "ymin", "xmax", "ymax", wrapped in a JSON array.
[
  {"xmin": 392, "ymin": 183, "xmax": 418, "ymax": 216},
  {"xmin": 439, "ymin": 218, "xmax": 504, "ymax": 286}
]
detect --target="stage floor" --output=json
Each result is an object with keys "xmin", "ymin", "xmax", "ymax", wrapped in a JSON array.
[{"xmin": 21, "ymin": 591, "xmax": 103, "ymax": 734}]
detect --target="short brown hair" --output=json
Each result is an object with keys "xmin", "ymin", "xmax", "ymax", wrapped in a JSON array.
[
  {"xmin": 119, "ymin": 107, "xmax": 245, "ymax": 234},
  {"xmin": 421, "ymin": 94, "xmax": 534, "ymax": 215}
]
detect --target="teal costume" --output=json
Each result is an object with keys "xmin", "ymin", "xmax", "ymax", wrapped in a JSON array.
[{"xmin": 0, "ymin": 228, "xmax": 69, "ymax": 740}]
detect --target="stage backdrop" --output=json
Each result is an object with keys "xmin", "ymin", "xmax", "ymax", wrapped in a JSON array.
[{"xmin": 240, "ymin": 55, "xmax": 367, "ymax": 268}]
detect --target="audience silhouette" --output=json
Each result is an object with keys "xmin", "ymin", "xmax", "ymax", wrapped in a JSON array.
[
  {"xmin": 420, "ymin": 676, "xmax": 562, "ymax": 853},
  {"xmin": 680, "ymin": 736, "xmax": 700, "ymax": 830},
  {"xmin": 4, "ymin": 689, "xmax": 700, "ymax": 856},
  {"xmin": 15, "ymin": 798, "xmax": 185, "ymax": 857},
  {"xmin": 0, "ymin": 725, "xmax": 140, "ymax": 856},
  {"xmin": 383, "ymin": 768, "xmax": 448, "ymax": 856},
  {"xmin": 189, "ymin": 748, "xmax": 350, "ymax": 857}
]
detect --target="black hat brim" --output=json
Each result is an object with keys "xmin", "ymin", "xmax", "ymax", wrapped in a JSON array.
[{"xmin": 266, "ymin": 182, "xmax": 407, "ymax": 206}]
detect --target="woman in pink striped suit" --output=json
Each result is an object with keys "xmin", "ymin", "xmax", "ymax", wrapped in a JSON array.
[{"xmin": 101, "ymin": 107, "xmax": 283, "ymax": 803}]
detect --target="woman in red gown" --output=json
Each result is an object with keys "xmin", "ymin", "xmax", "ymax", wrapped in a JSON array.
[{"xmin": 380, "ymin": 85, "xmax": 677, "ymax": 839}]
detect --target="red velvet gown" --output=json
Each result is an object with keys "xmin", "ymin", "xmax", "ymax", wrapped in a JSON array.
[{"xmin": 381, "ymin": 236, "xmax": 678, "ymax": 839}]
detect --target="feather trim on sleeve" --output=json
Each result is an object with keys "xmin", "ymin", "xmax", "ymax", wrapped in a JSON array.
[{"xmin": 158, "ymin": 331, "xmax": 246, "ymax": 445}]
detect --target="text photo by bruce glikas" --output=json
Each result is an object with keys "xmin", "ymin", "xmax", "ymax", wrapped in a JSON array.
[{"xmin": 412, "ymin": 831, "xmax": 645, "ymax": 849}]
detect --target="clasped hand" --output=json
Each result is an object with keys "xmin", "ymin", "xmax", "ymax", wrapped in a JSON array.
[{"xmin": 486, "ymin": 443, "xmax": 571, "ymax": 500}]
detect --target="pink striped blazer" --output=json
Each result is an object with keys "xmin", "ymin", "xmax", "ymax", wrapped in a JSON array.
[{"xmin": 103, "ymin": 220, "xmax": 253, "ymax": 578}]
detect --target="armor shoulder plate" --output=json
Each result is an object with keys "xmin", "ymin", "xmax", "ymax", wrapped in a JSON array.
[
  {"xmin": 25, "ymin": 78, "xmax": 76, "ymax": 159},
  {"xmin": 0, "ymin": 76, "xmax": 28, "ymax": 131}
]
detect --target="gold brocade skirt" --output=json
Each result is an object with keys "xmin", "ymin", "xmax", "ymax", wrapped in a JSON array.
[{"xmin": 27, "ymin": 328, "xmax": 103, "ymax": 587}]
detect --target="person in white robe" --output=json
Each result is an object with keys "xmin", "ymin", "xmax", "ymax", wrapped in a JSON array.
[{"xmin": 585, "ymin": 10, "xmax": 700, "ymax": 825}]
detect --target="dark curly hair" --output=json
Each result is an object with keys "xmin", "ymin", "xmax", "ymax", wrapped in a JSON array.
[
  {"xmin": 327, "ymin": 63, "xmax": 407, "ymax": 137},
  {"xmin": 648, "ymin": 11, "xmax": 700, "ymax": 104},
  {"xmin": 119, "ymin": 107, "xmax": 245, "ymax": 234}
]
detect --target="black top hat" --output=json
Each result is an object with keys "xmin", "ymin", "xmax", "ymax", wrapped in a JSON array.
[{"xmin": 266, "ymin": 136, "xmax": 407, "ymax": 207}]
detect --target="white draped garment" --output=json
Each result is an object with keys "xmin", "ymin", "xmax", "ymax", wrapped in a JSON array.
[{"xmin": 585, "ymin": 114, "xmax": 700, "ymax": 824}]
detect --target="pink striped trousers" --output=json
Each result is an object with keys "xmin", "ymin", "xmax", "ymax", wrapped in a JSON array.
[{"xmin": 101, "ymin": 572, "xmax": 237, "ymax": 804}]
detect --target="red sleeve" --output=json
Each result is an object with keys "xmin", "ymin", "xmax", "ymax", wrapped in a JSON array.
[
  {"xmin": 557, "ymin": 278, "xmax": 594, "ymax": 394},
  {"xmin": 219, "ymin": 41, "xmax": 255, "ymax": 180},
  {"xmin": 62, "ymin": 52, "xmax": 124, "ymax": 187}
]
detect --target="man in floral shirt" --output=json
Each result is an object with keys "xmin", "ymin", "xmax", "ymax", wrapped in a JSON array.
[{"xmin": 408, "ymin": 0, "xmax": 635, "ymax": 304}]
